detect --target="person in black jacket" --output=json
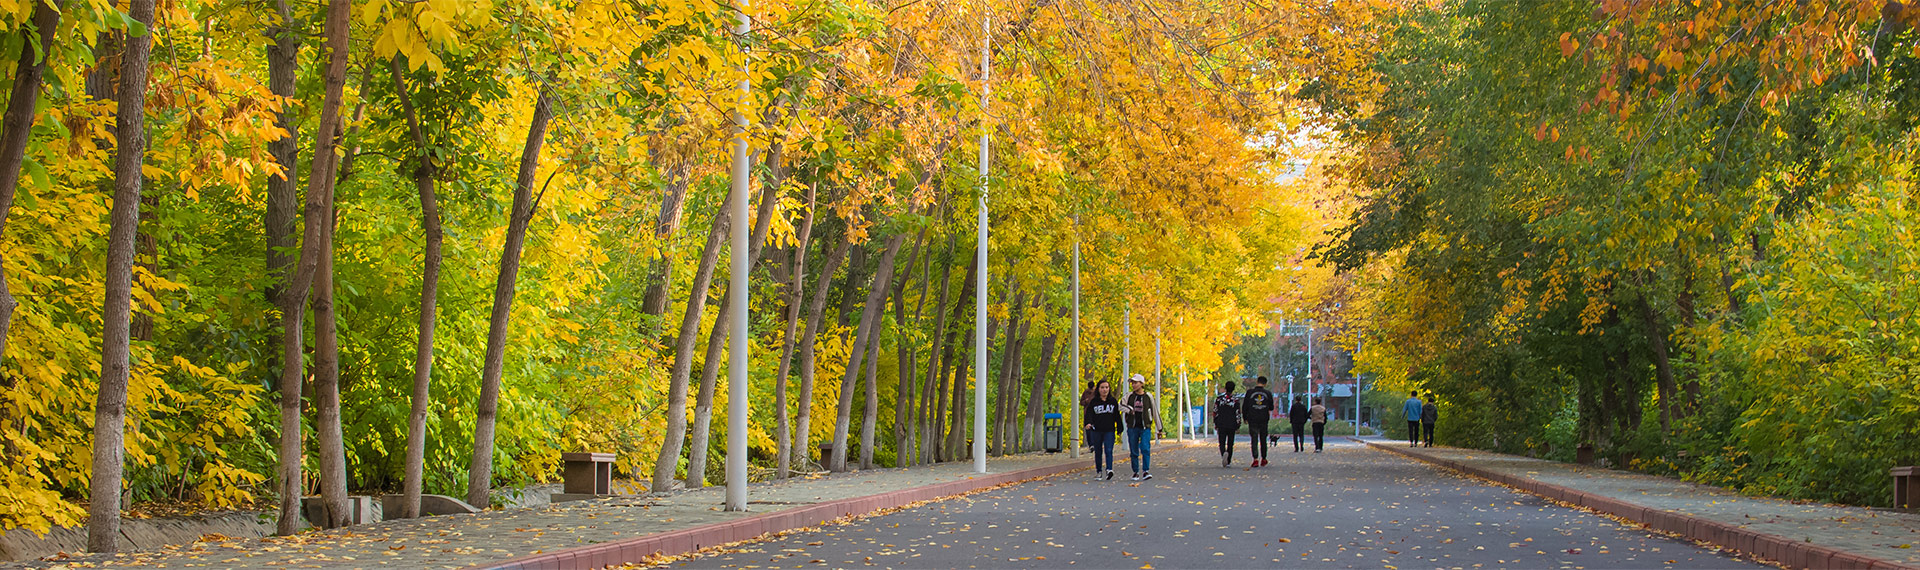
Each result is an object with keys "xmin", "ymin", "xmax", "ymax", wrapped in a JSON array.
[
  {"xmin": 1212, "ymin": 381, "xmax": 1240, "ymax": 467},
  {"xmin": 1079, "ymin": 380, "xmax": 1096, "ymax": 452},
  {"xmin": 1288, "ymin": 396, "xmax": 1310, "ymax": 453},
  {"xmin": 1242, "ymin": 377, "xmax": 1276, "ymax": 467},
  {"xmin": 1421, "ymin": 396, "xmax": 1439, "ymax": 448},
  {"xmin": 1082, "ymin": 380, "xmax": 1121, "ymax": 480},
  {"xmin": 1122, "ymin": 375, "xmax": 1157, "ymax": 480}
]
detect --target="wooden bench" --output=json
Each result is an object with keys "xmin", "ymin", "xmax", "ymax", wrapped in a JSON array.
[
  {"xmin": 1895, "ymin": 466, "xmax": 1919, "ymax": 509},
  {"xmin": 552, "ymin": 452, "xmax": 615, "ymax": 503}
]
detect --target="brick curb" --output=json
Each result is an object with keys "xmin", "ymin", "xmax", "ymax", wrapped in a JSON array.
[
  {"xmin": 1355, "ymin": 438, "xmax": 1917, "ymax": 570},
  {"xmin": 474, "ymin": 459, "xmax": 1088, "ymax": 569}
]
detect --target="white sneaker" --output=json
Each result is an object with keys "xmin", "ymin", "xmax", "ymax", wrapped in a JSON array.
[
  {"xmin": 1142, "ymin": 472, "xmax": 1153, "ymax": 480},
  {"xmin": 1130, "ymin": 473, "xmax": 1141, "ymax": 481}
]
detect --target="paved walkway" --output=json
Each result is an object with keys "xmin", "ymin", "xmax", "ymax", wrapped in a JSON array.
[
  {"xmin": 1358, "ymin": 437, "xmax": 1920, "ymax": 569},
  {"xmin": 9, "ymin": 452, "xmax": 1080, "ymax": 570},
  {"xmin": 664, "ymin": 438, "xmax": 1762, "ymax": 569}
]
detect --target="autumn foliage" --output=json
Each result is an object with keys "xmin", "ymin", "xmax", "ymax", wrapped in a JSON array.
[{"xmin": 0, "ymin": 0, "xmax": 1358, "ymax": 535}]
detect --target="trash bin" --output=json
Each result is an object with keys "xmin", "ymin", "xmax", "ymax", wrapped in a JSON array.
[{"xmin": 1043, "ymin": 413, "xmax": 1063, "ymax": 453}]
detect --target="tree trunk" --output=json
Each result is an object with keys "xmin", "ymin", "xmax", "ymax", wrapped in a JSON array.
[
  {"xmin": 982, "ymin": 282, "xmax": 1014, "ymax": 456},
  {"xmin": 1023, "ymin": 332, "xmax": 1059, "ymax": 451},
  {"xmin": 941, "ymin": 260, "xmax": 980, "ymax": 461},
  {"xmin": 989, "ymin": 287, "xmax": 1020, "ymax": 455},
  {"xmin": 686, "ymin": 145, "xmax": 782, "ymax": 488},
  {"xmin": 262, "ymin": 0, "xmax": 300, "ymax": 310},
  {"xmin": 920, "ymin": 239, "xmax": 960, "ymax": 464},
  {"xmin": 274, "ymin": 0, "xmax": 352, "ymax": 536},
  {"xmin": 892, "ymin": 284, "xmax": 915, "ymax": 467},
  {"xmin": 391, "ymin": 58, "xmax": 442, "ymax": 520},
  {"xmin": 87, "ymin": 0, "xmax": 153, "ymax": 550},
  {"xmin": 0, "ymin": 0, "xmax": 63, "ymax": 387},
  {"xmin": 890, "ymin": 230, "xmax": 928, "ymax": 467},
  {"xmin": 773, "ymin": 186, "xmax": 818, "ymax": 478},
  {"xmin": 837, "ymin": 245, "xmax": 868, "ymax": 327},
  {"xmin": 857, "ymin": 308, "xmax": 883, "ymax": 470},
  {"xmin": 1635, "ymin": 293, "xmax": 1676, "ymax": 433},
  {"xmin": 650, "ymin": 193, "xmax": 735, "ymax": 491},
  {"xmin": 638, "ymin": 163, "xmax": 692, "ymax": 324},
  {"xmin": 1004, "ymin": 303, "xmax": 1034, "ymax": 455},
  {"xmin": 466, "ymin": 89, "xmax": 556, "ymax": 508},
  {"xmin": 310, "ymin": 68, "xmax": 371, "ymax": 529},
  {"xmin": 312, "ymin": 210, "xmax": 346, "ymax": 528},
  {"xmin": 794, "ymin": 234, "xmax": 852, "ymax": 471},
  {"xmin": 830, "ymin": 230, "xmax": 910, "ymax": 472}
]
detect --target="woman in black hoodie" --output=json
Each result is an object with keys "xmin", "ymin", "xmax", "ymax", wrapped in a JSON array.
[{"xmin": 1083, "ymin": 380, "xmax": 1121, "ymax": 480}]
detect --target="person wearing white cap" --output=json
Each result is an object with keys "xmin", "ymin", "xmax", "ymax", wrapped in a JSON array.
[{"xmin": 1121, "ymin": 374, "xmax": 1157, "ymax": 480}]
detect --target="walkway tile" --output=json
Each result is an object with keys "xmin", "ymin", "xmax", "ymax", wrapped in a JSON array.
[
  {"xmin": 7, "ymin": 452, "xmax": 1080, "ymax": 570},
  {"xmin": 1359, "ymin": 437, "xmax": 1920, "ymax": 569}
]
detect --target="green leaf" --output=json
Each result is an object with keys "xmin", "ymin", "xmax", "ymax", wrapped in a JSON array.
[{"xmin": 23, "ymin": 155, "xmax": 50, "ymax": 195}]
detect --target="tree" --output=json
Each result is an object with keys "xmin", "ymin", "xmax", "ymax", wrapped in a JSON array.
[
  {"xmin": 87, "ymin": 0, "xmax": 155, "ymax": 550},
  {"xmin": 467, "ymin": 88, "xmax": 556, "ymax": 508},
  {"xmin": 274, "ymin": 0, "xmax": 352, "ymax": 535},
  {"xmin": 0, "ymin": 0, "xmax": 64, "ymax": 374},
  {"xmin": 390, "ymin": 57, "xmax": 443, "ymax": 520}
]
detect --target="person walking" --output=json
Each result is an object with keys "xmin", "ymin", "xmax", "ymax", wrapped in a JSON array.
[
  {"xmin": 1309, "ymin": 397, "xmax": 1328, "ymax": 453},
  {"xmin": 1080, "ymin": 381, "xmax": 1097, "ymax": 451},
  {"xmin": 1288, "ymin": 396, "xmax": 1310, "ymax": 452},
  {"xmin": 1421, "ymin": 394, "xmax": 1438, "ymax": 448},
  {"xmin": 1242, "ymin": 377, "xmax": 1275, "ymax": 467},
  {"xmin": 1122, "ymin": 375, "xmax": 1157, "ymax": 480},
  {"xmin": 1403, "ymin": 392, "xmax": 1424, "ymax": 447},
  {"xmin": 1083, "ymin": 380, "xmax": 1120, "ymax": 480},
  {"xmin": 1212, "ymin": 381, "xmax": 1240, "ymax": 467}
]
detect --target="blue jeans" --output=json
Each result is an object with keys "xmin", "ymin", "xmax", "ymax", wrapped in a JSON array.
[
  {"xmin": 1090, "ymin": 430, "xmax": 1115, "ymax": 472},
  {"xmin": 1126, "ymin": 427, "xmax": 1152, "ymax": 473}
]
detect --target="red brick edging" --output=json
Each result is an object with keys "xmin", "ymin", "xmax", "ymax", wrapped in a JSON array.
[
  {"xmin": 1358, "ymin": 439, "xmax": 1916, "ymax": 570},
  {"xmin": 474, "ymin": 459, "xmax": 1088, "ymax": 569}
]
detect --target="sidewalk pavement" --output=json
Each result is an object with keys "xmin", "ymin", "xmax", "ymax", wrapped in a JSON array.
[
  {"xmin": 1356, "ymin": 436, "xmax": 1920, "ymax": 570},
  {"xmin": 9, "ymin": 451, "xmax": 1090, "ymax": 570}
]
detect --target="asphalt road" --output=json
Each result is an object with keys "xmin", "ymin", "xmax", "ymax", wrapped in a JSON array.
[{"xmin": 662, "ymin": 438, "xmax": 1767, "ymax": 569}]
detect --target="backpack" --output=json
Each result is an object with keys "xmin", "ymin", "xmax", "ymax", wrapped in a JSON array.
[{"xmin": 1212, "ymin": 394, "xmax": 1239, "ymax": 424}]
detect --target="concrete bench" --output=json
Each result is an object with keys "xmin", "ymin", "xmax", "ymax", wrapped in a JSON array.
[
  {"xmin": 553, "ymin": 452, "xmax": 615, "ymax": 503},
  {"xmin": 302, "ymin": 496, "xmax": 379, "ymax": 527},
  {"xmin": 1895, "ymin": 466, "xmax": 1919, "ymax": 508}
]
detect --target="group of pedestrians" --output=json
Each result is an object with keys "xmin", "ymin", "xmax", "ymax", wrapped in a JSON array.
[
  {"xmin": 1213, "ymin": 376, "xmax": 1328, "ymax": 467},
  {"xmin": 1403, "ymin": 391, "xmax": 1438, "ymax": 447},
  {"xmin": 1081, "ymin": 374, "xmax": 1427, "ymax": 479},
  {"xmin": 1080, "ymin": 374, "xmax": 1159, "ymax": 481}
]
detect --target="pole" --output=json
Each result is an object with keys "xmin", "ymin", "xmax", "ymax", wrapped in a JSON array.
[
  {"xmin": 1167, "ymin": 360, "xmax": 1182, "ymax": 437},
  {"xmin": 722, "ymin": 0, "xmax": 752, "ymax": 513},
  {"xmin": 1069, "ymin": 228, "xmax": 1081, "ymax": 458},
  {"xmin": 1306, "ymin": 321, "xmax": 1315, "ymax": 404},
  {"xmin": 971, "ymin": 11, "xmax": 990, "ymax": 475},
  {"xmin": 1122, "ymin": 305, "xmax": 1130, "ymax": 387},
  {"xmin": 1355, "ymin": 338, "xmax": 1364, "ymax": 436},
  {"xmin": 1153, "ymin": 326, "xmax": 1161, "ymax": 441}
]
